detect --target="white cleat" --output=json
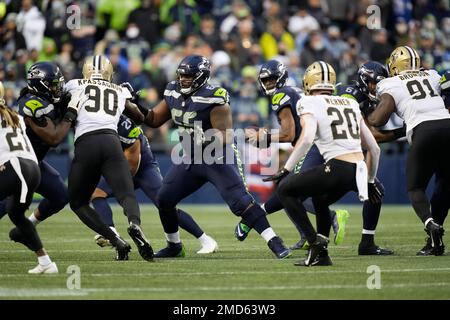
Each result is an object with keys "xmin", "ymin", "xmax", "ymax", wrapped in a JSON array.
[
  {"xmin": 94, "ymin": 234, "xmax": 112, "ymax": 248},
  {"xmin": 197, "ymin": 236, "xmax": 219, "ymax": 254},
  {"xmin": 28, "ymin": 262, "xmax": 59, "ymax": 274}
]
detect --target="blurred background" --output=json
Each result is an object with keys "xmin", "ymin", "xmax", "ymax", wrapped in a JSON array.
[{"xmin": 1, "ymin": 0, "xmax": 449, "ymax": 204}]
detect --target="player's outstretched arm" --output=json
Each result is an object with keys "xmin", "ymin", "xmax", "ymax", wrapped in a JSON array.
[
  {"xmin": 123, "ymin": 139, "xmax": 141, "ymax": 176},
  {"xmin": 210, "ymin": 103, "xmax": 233, "ymax": 145},
  {"xmin": 124, "ymin": 100, "xmax": 145, "ymax": 124},
  {"xmin": 363, "ymin": 117, "xmax": 406, "ymax": 143},
  {"xmin": 360, "ymin": 119, "xmax": 380, "ymax": 183},
  {"xmin": 141, "ymin": 99, "xmax": 171, "ymax": 128},
  {"xmin": 24, "ymin": 116, "xmax": 72, "ymax": 147},
  {"xmin": 367, "ymin": 93, "xmax": 396, "ymax": 127}
]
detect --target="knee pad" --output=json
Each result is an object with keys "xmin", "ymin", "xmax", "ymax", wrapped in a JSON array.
[{"xmin": 228, "ymin": 191, "xmax": 254, "ymax": 216}]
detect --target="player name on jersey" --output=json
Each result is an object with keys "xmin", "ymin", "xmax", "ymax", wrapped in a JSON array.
[{"xmin": 76, "ymin": 79, "xmax": 125, "ymax": 92}]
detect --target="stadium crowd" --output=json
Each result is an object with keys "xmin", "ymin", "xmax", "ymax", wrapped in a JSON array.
[{"xmin": 0, "ymin": 0, "xmax": 449, "ymax": 152}]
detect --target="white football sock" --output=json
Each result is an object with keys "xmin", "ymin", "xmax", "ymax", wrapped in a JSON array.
[
  {"xmin": 261, "ymin": 228, "xmax": 277, "ymax": 243},
  {"xmin": 198, "ymin": 233, "xmax": 210, "ymax": 244},
  {"xmin": 165, "ymin": 232, "xmax": 181, "ymax": 244},
  {"xmin": 38, "ymin": 255, "xmax": 52, "ymax": 266}
]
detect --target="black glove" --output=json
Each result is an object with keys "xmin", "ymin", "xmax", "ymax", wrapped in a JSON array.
[
  {"xmin": 368, "ymin": 182, "xmax": 383, "ymax": 204},
  {"xmin": 263, "ymin": 168, "xmax": 290, "ymax": 183},
  {"xmin": 121, "ymin": 82, "xmax": 140, "ymax": 103}
]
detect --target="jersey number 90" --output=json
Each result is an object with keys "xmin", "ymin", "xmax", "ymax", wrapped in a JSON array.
[{"xmin": 84, "ymin": 85, "xmax": 118, "ymax": 115}]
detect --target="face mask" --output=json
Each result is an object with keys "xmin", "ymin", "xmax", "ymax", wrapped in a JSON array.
[
  {"xmin": 312, "ymin": 41, "xmax": 324, "ymax": 51},
  {"xmin": 126, "ymin": 27, "xmax": 139, "ymax": 39}
]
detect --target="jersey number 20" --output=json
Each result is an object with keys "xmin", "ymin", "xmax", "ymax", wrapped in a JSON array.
[
  {"xmin": 84, "ymin": 85, "xmax": 118, "ymax": 115},
  {"xmin": 327, "ymin": 107, "xmax": 359, "ymax": 140}
]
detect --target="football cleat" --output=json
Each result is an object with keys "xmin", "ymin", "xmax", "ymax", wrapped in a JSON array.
[
  {"xmin": 419, "ymin": 225, "xmax": 445, "ymax": 256},
  {"xmin": 127, "ymin": 224, "xmax": 154, "ymax": 261},
  {"xmin": 114, "ymin": 237, "xmax": 131, "ymax": 261},
  {"xmin": 290, "ymin": 238, "xmax": 309, "ymax": 250},
  {"xmin": 197, "ymin": 235, "xmax": 219, "ymax": 254},
  {"xmin": 297, "ymin": 234, "xmax": 329, "ymax": 266},
  {"xmin": 28, "ymin": 262, "xmax": 58, "ymax": 274},
  {"xmin": 358, "ymin": 244, "xmax": 394, "ymax": 255},
  {"xmin": 333, "ymin": 209, "xmax": 350, "ymax": 245},
  {"xmin": 426, "ymin": 221, "xmax": 445, "ymax": 255},
  {"xmin": 155, "ymin": 242, "xmax": 186, "ymax": 258},
  {"xmin": 267, "ymin": 236, "xmax": 292, "ymax": 259},
  {"xmin": 417, "ymin": 232, "xmax": 432, "ymax": 256},
  {"xmin": 295, "ymin": 248, "xmax": 333, "ymax": 266},
  {"xmin": 94, "ymin": 234, "xmax": 112, "ymax": 248},
  {"xmin": 234, "ymin": 222, "xmax": 251, "ymax": 241}
]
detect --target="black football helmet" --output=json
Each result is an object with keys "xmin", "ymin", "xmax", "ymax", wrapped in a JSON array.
[
  {"xmin": 356, "ymin": 61, "xmax": 388, "ymax": 101},
  {"xmin": 27, "ymin": 62, "xmax": 65, "ymax": 103},
  {"xmin": 176, "ymin": 55, "xmax": 211, "ymax": 94},
  {"xmin": 258, "ymin": 60, "xmax": 288, "ymax": 95}
]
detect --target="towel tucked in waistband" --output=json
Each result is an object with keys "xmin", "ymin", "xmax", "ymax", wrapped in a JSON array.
[{"xmin": 355, "ymin": 161, "xmax": 368, "ymax": 202}]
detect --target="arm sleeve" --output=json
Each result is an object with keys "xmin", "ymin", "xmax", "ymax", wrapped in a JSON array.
[{"xmin": 284, "ymin": 114, "xmax": 317, "ymax": 171}]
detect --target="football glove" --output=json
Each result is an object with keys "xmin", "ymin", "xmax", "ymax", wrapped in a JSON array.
[
  {"xmin": 263, "ymin": 168, "xmax": 290, "ymax": 183},
  {"xmin": 121, "ymin": 82, "xmax": 140, "ymax": 103},
  {"xmin": 368, "ymin": 182, "xmax": 383, "ymax": 204}
]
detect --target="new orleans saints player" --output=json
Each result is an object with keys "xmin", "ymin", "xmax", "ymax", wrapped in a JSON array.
[
  {"xmin": 368, "ymin": 46, "xmax": 450, "ymax": 255},
  {"xmin": 61, "ymin": 55, "xmax": 154, "ymax": 261},
  {"xmin": 238, "ymin": 59, "xmax": 349, "ymax": 250},
  {"xmin": 0, "ymin": 81, "xmax": 58, "ymax": 273},
  {"xmin": 266, "ymin": 62, "xmax": 381, "ymax": 266},
  {"xmin": 139, "ymin": 55, "xmax": 291, "ymax": 259}
]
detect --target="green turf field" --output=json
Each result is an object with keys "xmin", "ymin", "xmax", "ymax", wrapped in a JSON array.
[{"xmin": 0, "ymin": 204, "xmax": 449, "ymax": 300}]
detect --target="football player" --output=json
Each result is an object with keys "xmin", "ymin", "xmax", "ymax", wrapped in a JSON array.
[
  {"xmin": 334, "ymin": 61, "xmax": 396, "ymax": 255},
  {"xmin": 139, "ymin": 55, "xmax": 291, "ymax": 259},
  {"xmin": 91, "ymin": 113, "xmax": 218, "ymax": 254},
  {"xmin": 368, "ymin": 46, "xmax": 450, "ymax": 255},
  {"xmin": 1, "ymin": 62, "xmax": 75, "ymax": 244},
  {"xmin": 266, "ymin": 61, "xmax": 381, "ymax": 266},
  {"xmin": 238, "ymin": 59, "xmax": 350, "ymax": 250},
  {"xmin": 54, "ymin": 55, "xmax": 153, "ymax": 261},
  {"xmin": 0, "ymin": 81, "xmax": 58, "ymax": 274}
]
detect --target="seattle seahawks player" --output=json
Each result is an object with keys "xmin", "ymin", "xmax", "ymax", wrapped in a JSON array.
[
  {"xmin": 139, "ymin": 55, "xmax": 291, "ymax": 259},
  {"xmin": 238, "ymin": 59, "xmax": 350, "ymax": 250},
  {"xmin": 335, "ymin": 61, "xmax": 395, "ymax": 255},
  {"xmin": 368, "ymin": 46, "xmax": 450, "ymax": 256},
  {"xmin": 0, "ymin": 80, "xmax": 58, "ymax": 274},
  {"xmin": 1, "ymin": 62, "xmax": 76, "ymax": 245},
  {"xmin": 91, "ymin": 113, "xmax": 218, "ymax": 254},
  {"xmin": 266, "ymin": 61, "xmax": 381, "ymax": 266},
  {"xmin": 61, "ymin": 55, "xmax": 154, "ymax": 261}
]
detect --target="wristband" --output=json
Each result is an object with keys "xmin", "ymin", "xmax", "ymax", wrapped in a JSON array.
[{"xmin": 392, "ymin": 126, "xmax": 406, "ymax": 139}]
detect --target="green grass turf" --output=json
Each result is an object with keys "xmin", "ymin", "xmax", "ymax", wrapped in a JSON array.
[{"xmin": 0, "ymin": 204, "xmax": 449, "ymax": 300}]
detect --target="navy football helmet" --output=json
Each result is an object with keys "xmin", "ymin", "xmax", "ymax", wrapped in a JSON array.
[
  {"xmin": 258, "ymin": 60, "xmax": 288, "ymax": 95},
  {"xmin": 176, "ymin": 55, "xmax": 211, "ymax": 94},
  {"xmin": 27, "ymin": 62, "xmax": 65, "ymax": 103},
  {"xmin": 356, "ymin": 61, "xmax": 388, "ymax": 101}
]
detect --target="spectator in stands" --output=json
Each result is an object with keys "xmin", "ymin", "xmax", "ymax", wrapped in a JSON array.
[
  {"xmin": 210, "ymin": 50, "xmax": 233, "ymax": 91},
  {"xmin": 126, "ymin": 58, "xmax": 150, "ymax": 92},
  {"xmin": 128, "ymin": 0, "xmax": 161, "ymax": 47},
  {"xmin": 38, "ymin": 38, "xmax": 57, "ymax": 62},
  {"xmin": 96, "ymin": 0, "xmax": 140, "ymax": 33},
  {"xmin": 199, "ymin": 14, "xmax": 222, "ymax": 51},
  {"xmin": 288, "ymin": 4, "xmax": 320, "ymax": 51},
  {"xmin": 299, "ymin": 30, "xmax": 336, "ymax": 70},
  {"xmin": 122, "ymin": 23, "xmax": 150, "ymax": 61},
  {"xmin": 69, "ymin": 0, "xmax": 96, "ymax": 61},
  {"xmin": 260, "ymin": 19, "xmax": 295, "ymax": 60},
  {"xmin": 16, "ymin": 0, "xmax": 46, "ymax": 51},
  {"xmin": 1, "ymin": 13, "xmax": 27, "ymax": 57},
  {"xmin": 369, "ymin": 28, "xmax": 393, "ymax": 64},
  {"xmin": 220, "ymin": 0, "xmax": 251, "ymax": 38},
  {"xmin": 161, "ymin": 0, "xmax": 201, "ymax": 37}
]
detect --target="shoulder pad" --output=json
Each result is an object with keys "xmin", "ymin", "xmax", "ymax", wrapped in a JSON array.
[
  {"xmin": 440, "ymin": 70, "xmax": 450, "ymax": 91},
  {"xmin": 19, "ymin": 94, "xmax": 51, "ymax": 118},
  {"xmin": 271, "ymin": 88, "xmax": 293, "ymax": 112},
  {"xmin": 192, "ymin": 86, "xmax": 229, "ymax": 105},
  {"xmin": 164, "ymin": 81, "xmax": 181, "ymax": 99}
]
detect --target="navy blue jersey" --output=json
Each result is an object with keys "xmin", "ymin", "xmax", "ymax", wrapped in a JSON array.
[
  {"xmin": 440, "ymin": 70, "xmax": 450, "ymax": 108},
  {"xmin": 117, "ymin": 115, "xmax": 154, "ymax": 161},
  {"xmin": 18, "ymin": 92, "xmax": 65, "ymax": 161},
  {"xmin": 164, "ymin": 81, "xmax": 230, "ymax": 158},
  {"xmin": 270, "ymin": 86, "xmax": 302, "ymax": 145},
  {"xmin": 336, "ymin": 84, "xmax": 372, "ymax": 117}
]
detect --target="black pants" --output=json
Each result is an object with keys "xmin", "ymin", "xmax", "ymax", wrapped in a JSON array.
[
  {"xmin": 277, "ymin": 159, "xmax": 358, "ymax": 244},
  {"xmin": 0, "ymin": 158, "xmax": 42, "ymax": 251},
  {"xmin": 407, "ymin": 119, "xmax": 450, "ymax": 224},
  {"xmin": 69, "ymin": 130, "xmax": 141, "ymax": 228}
]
